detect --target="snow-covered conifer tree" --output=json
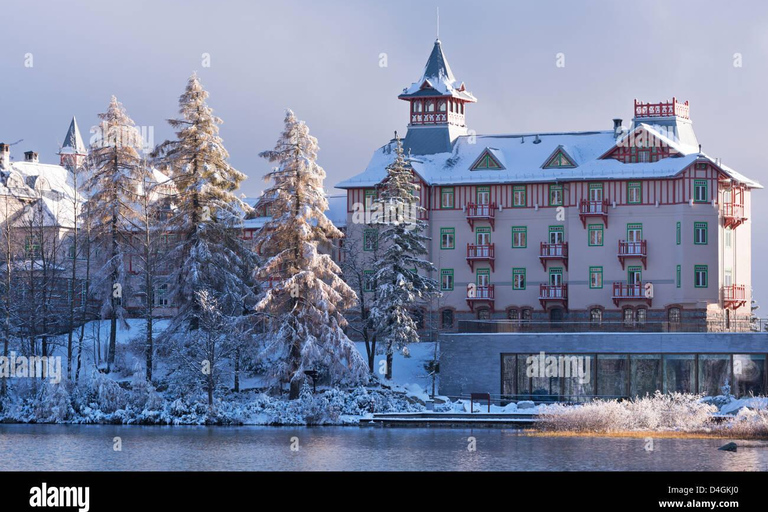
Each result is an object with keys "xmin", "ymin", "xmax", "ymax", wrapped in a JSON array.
[
  {"xmin": 369, "ymin": 134, "xmax": 440, "ymax": 379},
  {"xmin": 83, "ymin": 96, "xmax": 147, "ymax": 372},
  {"xmin": 254, "ymin": 110, "xmax": 366, "ymax": 399},
  {"xmin": 152, "ymin": 74, "xmax": 256, "ymax": 350}
]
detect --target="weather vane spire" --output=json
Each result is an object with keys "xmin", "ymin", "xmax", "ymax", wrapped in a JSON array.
[{"xmin": 436, "ymin": 7, "xmax": 440, "ymax": 40}]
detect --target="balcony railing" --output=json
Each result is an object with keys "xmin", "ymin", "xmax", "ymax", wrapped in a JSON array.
[
  {"xmin": 466, "ymin": 243, "xmax": 495, "ymax": 271},
  {"xmin": 722, "ymin": 284, "xmax": 747, "ymax": 310},
  {"xmin": 466, "ymin": 202, "xmax": 497, "ymax": 230},
  {"xmin": 618, "ymin": 240, "xmax": 647, "ymax": 269},
  {"xmin": 722, "ymin": 201, "xmax": 746, "ymax": 229},
  {"xmin": 539, "ymin": 242, "xmax": 568, "ymax": 270},
  {"xmin": 612, "ymin": 282, "xmax": 651, "ymax": 307},
  {"xmin": 466, "ymin": 284, "xmax": 494, "ymax": 312},
  {"xmin": 539, "ymin": 284, "xmax": 568, "ymax": 309},
  {"xmin": 579, "ymin": 199, "xmax": 609, "ymax": 228}
]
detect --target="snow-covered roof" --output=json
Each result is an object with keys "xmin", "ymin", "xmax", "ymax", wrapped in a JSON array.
[
  {"xmin": 325, "ymin": 194, "xmax": 347, "ymax": 227},
  {"xmin": 398, "ymin": 40, "xmax": 476, "ymax": 102},
  {"xmin": 337, "ymin": 129, "xmax": 762, "ymax": 189}
]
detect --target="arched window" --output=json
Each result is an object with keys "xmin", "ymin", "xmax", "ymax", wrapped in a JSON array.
[
  {"xmin": 477, "ymin": 308, "xmax": 491, "ymax": 320},
  {"xmin": 507, "ymin": 309, "xmax": 519, "ymax": 321},
  {"xmin": 521, "ymin": 308, "xmax": 532, "ymax": 322},
  {"xmin": 668, "ymin": 307, "xmax": 681, "ymax": 324},
  {"xmin": 440, "ymin": 309, "xmax": 454, "ymax": 329},
  {"xmin": 636, "ymin": 308, "xmax": 647, "ymax": 325},
  {"xmin": 438, "ymin": 100, "xmax": 447, "ymax": 112},
  {"xmin": 623, "ymin": 307, "xmax": 634, "ymax": 327},
  {"xmin": 426, "ymin": 101, "xmax": 435, "ymax": 112},
  {"xmin": 590, "ymin": 308, "xmax": 602, "ymax": 326}
]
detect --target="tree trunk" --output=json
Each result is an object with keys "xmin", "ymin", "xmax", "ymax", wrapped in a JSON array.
[
  {"xmin": 289, "ymin": 378, "xmax": 301, "ymax": 400},
  {"xmin": 233, "ymin": 347, "xmax": 240, "ymax": 393},
  {"xmin": 386, "ymin": 350, "xmax": 393, "ymax": 380},
  {"xmin": 107, "ymin": 313, "xmax": 116, "ymax": 372}
]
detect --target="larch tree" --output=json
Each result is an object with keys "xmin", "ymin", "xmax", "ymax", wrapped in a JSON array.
[
  {"xmin": 369, "ymin": 134, "xmax": 440, "ymax": 380},
  {"xmin": 254, "ymin": 109, "xmax": 366, "ymax": 399},
  {"xmin": 152, "ymin": 73, "xmax": 256, "ymax": 396},
  {"xmin": 83, "ymin": 96, "xmax": 148, "ymax": 372}
]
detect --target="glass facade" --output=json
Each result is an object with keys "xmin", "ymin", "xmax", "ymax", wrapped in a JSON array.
[{"xmin": 499, "ymin": 353, "xmax": 765, "ymax": 401}]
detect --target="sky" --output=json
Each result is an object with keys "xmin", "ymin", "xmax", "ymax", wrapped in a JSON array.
[{"xmin": 1, "ymin": 0, "xmax": 767, "ymax": 309}]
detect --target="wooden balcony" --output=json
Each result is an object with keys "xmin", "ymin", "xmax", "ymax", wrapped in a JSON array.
[
  {"xmin": 579, "ymin": 199, "xmax": 609, "ymax": 228},
  {"xmin": 539, "ymin": 284, "xmax": 568, "ymax": 310},
  {"xmin": 617, "ymin": 240, "xmax": 647, "ymax": 270},
  {"xmin": 612, "ymin": 282, "xmax": 651, "ymax": 307},
  {"xmin": 722, "ymin": 284, "xmax": 747, "ymax": 310},
  {"xmin": 539, "ymin": 242, "xmax": 568, "ymax": 271},
  {"xmin": 466, "ymin": 243, "xmax": 495, "ymax": 271},
  {"xmin": 466, "ymin": 202, "xmax": 497, "ymax": 230},
  {"xmin": 466, "ymin": 285, "xmax": 494, "ymax": 312}
]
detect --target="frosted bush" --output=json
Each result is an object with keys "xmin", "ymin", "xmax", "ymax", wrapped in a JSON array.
[{"xmin": 540, "ymin": 393, "xmax": 717, "ymax": 432}]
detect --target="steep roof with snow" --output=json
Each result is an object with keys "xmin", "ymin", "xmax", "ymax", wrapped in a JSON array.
[
  {"xmin": 398, "ymin": 40, "xmax": 476, "ymax": 102},
  {"xmin": 336, "ymin": 128, "xmax": 762, "ymax": 189},
  {"xmin": 60, "ymin": 117, "xmax": 86, "ymax": 155}
]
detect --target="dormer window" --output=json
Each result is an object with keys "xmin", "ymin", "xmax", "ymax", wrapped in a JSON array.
[
  {"xmin": 470, "ymin": 148, "xmax": 505, "ymax": 171},
  {"xmin": 543, "ymin": 147, "xmax": 577, "ymax": 169},
  {"xmin": 438, "ymin": 100, "xmax": 447, "ymax": 112},
  {"xmin": 413, "ymin": 101, "xmax": 422, "ymax": 113}
]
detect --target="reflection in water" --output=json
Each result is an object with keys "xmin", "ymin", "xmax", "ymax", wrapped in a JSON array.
[{"xmin": 0, "ymin": 425, "xmax": 765, "ymax": 471}]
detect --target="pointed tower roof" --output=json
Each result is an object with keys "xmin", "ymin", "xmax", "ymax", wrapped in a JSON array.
[
  {"xmin": 60, "ymin": 117, "xmax": 86, "ymax": 155},
  {"xmin": 399, "ymin": 39, "xmax": 476, "ymax": 102}
]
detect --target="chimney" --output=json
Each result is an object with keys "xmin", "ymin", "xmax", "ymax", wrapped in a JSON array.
[
  {"xmin": 613, "ymin": 119, "xmax": 623, "ymax": 139},
  {"xmin": 24, "ymin": 150, "xmax": 38, "ymax": 163},
  {"xmin": 0, "ymin": 143, "xmax": 9, "ymax": 170}
]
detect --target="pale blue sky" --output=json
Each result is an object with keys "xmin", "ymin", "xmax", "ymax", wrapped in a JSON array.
[{"xmin": 1, "ymin": 0, "xmax": 767, "ymax": 309}]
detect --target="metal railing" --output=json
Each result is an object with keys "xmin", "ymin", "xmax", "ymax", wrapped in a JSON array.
[{"xmin": 457, "ymin": 318, "xmax": 768, "ymax": 334}]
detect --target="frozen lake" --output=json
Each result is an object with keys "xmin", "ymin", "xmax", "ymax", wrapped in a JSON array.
[{"xmin": 1, "ymin": 425, "xmax": 766, "ymax": 471}]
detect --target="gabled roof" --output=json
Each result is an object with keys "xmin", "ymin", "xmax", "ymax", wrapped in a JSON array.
[
  {"xmin": 600, "ymin": 123, "xmax": 699, "ymax": 160},
  {"xmin": 398, "ymin": 40, "xmax": 476, "ymax": 102},
  {"xmin": 60, "ymin": 116, "xmax": 86, "ymax": 155}
]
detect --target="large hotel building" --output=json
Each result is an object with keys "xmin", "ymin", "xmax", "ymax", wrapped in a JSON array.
[{"xmin": 338, "ymin": 38, "xmax": 761, "ymax": 334}]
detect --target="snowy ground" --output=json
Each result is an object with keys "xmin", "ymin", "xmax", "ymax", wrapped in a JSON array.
[{"xmin": 1, "ymin": 320, "xmax": 766, "ymax": 428}]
